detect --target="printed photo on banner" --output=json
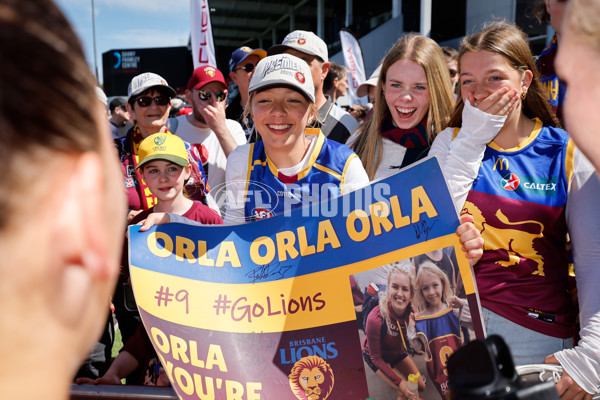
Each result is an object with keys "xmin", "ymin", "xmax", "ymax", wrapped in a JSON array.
[
  {"xmin": 353, "ymin": 246, "xmax": 477, "ymax": 399},
  {"xmin": 128, "ymin": 156, "xmax": 484, "ymax": 400}
]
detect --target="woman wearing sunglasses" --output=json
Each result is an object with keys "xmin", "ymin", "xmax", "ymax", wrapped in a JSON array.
[
  {"xmin": 114, "ymin": 72, "xmax": 212, "ymax": 345},
  {"xmin": 115, "ymin": 72, "xmax": 210, "ymax": 221}
]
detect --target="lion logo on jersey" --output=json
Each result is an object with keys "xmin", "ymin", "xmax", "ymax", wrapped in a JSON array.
[
  {"xmin": 462, "ymin": 201, "xmax": 546, "ymax": 276},
  {"xmin": 289, "ymin": 356, "xmax": 335, "ymax": 400}
]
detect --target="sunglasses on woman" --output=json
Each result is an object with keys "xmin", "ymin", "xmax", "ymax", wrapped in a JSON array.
[
  {"xmin": 235, "ymin": 63, "xmax": 255, "ymax": 73},
  {"xmin": 135, "ymin": 95, "xmax": 170, "ymax": 107},
  {"xmin": 197, "ymin": 90, "xmax": 227, "ymax": 102}
]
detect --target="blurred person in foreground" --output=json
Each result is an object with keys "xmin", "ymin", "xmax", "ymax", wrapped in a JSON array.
[
  {"xmin": 556, "ymin": 0, "xmax": 600, "ymax": 175},
  {"xmin": 554, "ymin": 2, "xmax": 600, "ymax": 396},
  {"xmin": 0, "ymin": 0, "xmax": 126, "ymax": 398}
]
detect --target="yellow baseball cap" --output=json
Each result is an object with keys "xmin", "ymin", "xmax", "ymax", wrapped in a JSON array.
[{"xmin": 137, "ymin": 133, "xmax": 189, "ymax": 169}]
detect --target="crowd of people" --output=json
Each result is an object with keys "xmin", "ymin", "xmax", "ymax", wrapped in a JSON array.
[{"xmin": 3, "ymin": 0, "xmax": 600, "ymax": 399}]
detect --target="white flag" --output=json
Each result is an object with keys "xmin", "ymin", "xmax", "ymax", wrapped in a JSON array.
[
  {"xmin": 190, "ymin": 0, "xmax": 216, "ymax": 68},
  {"xmin": 339, "ymin": 30, "xmax": 368, "ymax": 106}
]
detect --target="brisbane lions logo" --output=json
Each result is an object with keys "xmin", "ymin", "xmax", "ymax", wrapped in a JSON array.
[
  {"xmin": 462, "ymin": 201, "xmax": 545, "ymax": 276},
  {"xmin": 288, "ymin": 356, "xmax": 335, "ymax": 400}
]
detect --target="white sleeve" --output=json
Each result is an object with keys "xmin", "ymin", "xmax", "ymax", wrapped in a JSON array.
[
  {"xmin": 223, "ymin": 144, "xmax": 251, "ymax": 225},
  {"xmin": 555, "ymin": 147, "xmax": 600, "ymax": 395},
  {"xmin": 226, "ymin": 119, "xmax": 248, "ymax": 145},
  {"xmin": 429, "ymin": 100, "xmax": 507, "ymax": 212},
  {"xmin": 342, "ymin": 156, "xmax": 370, "ymax": 194}
]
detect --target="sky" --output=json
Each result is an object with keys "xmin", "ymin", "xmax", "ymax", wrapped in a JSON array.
[{"xmin": 55, "ymin": 0, "xmax": 192, "ymax": 85}]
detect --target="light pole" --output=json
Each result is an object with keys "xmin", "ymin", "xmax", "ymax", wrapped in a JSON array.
[{"xmin": 91, "ymin": 0, "xmax": 99, "ymax": 82}]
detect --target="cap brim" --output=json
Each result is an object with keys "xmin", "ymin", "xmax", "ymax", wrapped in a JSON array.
[
  {"xmin": 129, "ymin": 85, "xmax": 177, "ymax": 101},
  {"xmin": 136, "ymin": 154, "xmax": 189, "ymax": 169},
  {"xmin": 267, "ymin": 44, "xmax": 290, "ymax": 56},
  {"xmin": 253, "ymin": 82, "xmax": 314, "ymax": 104},
  {"xmin": 189, "ymin": 77, "xmax": 227, "ymax": 90},
  {"xmin": 249, "ymin": 49, "xmax": 267, "ymax": 59},
  {"xmin": 267, "ymin": 44, "xmax": 324, "ymax": 62},
  {"xmin": 356, "ymin": 78, "xmax": 378, "ymax": 98}
]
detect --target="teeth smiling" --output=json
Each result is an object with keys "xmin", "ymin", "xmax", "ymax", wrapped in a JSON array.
[
  {"xmin": 396, "ymin": 107, "xmax": 416, "ymax": 114},
  {"xmin": 268, "ymin": 124, "xmax": 291, "ymax": 130}
]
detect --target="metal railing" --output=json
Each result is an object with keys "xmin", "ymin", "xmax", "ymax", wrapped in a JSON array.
[{"xmin": 70, "ymin": 384, "xmax": 178, "ymax": 399}]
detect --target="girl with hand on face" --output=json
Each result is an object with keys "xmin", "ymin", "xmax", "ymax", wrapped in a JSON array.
[
  {"xmin": 431, "ymin": 21, "xmax": 600, "ymax": 400},
  {"xmin": 362, "ymin": 263, "xmax": 426, "ymax": 400}
]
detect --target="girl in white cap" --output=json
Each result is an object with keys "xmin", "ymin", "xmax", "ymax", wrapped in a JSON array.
[{"xmin": 223, "ymin": 53, "xmax": 370, "ymax": 223}]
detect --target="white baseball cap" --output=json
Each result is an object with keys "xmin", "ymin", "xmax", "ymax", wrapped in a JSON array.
[
  {"xmin": 249, "ymin": 54, "xmax": 315, "ymax": 103},
  {"xmin": 268, "ymin": 30, "xmax": 328, "ymax": 63},
  {"xmin": 357, "ymin": 64, "xmax": 382, "ymax": 98},
  {"xmin": 127, "ymin": 72, "xmax": 176, "ymax": 102}
]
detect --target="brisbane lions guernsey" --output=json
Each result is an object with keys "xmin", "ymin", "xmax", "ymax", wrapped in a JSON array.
[
  {"xmin": 458, "ymin": 118, "xmax": 576, "ymax": 338},
  {"xmin": 415, "ymin": 308, "xmax": 462, "ymax": 398},
  {"xmin": 243, "ymin": 129, "xmax": 358, "ymax": 222}
]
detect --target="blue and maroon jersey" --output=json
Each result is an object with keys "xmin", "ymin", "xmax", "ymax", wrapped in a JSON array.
[
  {"xmin": 459, "ymin": 118, "xmax": 576, "ymax": 338},
  {"xmin": 243, "ymin": 129, "xmax": 357, "ymax": 221},
  {"xmin": 415, "ymin": 307, "xmax": 462, "ymax": 398}
]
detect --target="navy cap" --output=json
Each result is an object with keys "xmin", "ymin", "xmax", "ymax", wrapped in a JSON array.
[{"xmin": 228, "ymin": 46, "xmax": 267, "ymax": 73}]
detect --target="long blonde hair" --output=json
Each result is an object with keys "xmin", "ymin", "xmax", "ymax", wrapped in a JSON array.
[
  {"xmin": 448, "ymin": 21, "xmax": 560, "ymax": 128},
  {"xmin": 379, "ymin": 262, "xmax": 414, "ymax": 324},
  {"xmin": 351, "ymin": 34, "xmax": 455, "ymax": 179}
]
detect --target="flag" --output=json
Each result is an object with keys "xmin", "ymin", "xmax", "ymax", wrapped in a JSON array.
[
  {"xmin": 339, "ymin": 30, "xmax": 367, "ymax": 106},
  {"xmin": 190, "ymin": 0, "xmax": 216, "ymax": 68}
]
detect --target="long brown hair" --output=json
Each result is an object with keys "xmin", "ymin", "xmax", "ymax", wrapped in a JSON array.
[
  {"xmin": 351, "ymin": 34, "xmax": 455, "ymax": 179},
  {"xmin": 447, "ymin": 21, "xmax": 560, "ymax": 128}
]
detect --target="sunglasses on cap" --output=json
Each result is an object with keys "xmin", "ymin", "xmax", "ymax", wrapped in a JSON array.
[
  {"xmin": 234, "ymin": 63, "xmax": 255, "ymax": 73},
  {"xmin": 135, "ymin": 95, "xmax": 170, "ymax": 107},
  {"xmin": 197, "ymin": 90, "xmax": 227, "ymax": 102}
]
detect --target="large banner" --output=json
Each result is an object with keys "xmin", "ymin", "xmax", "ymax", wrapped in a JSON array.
[
  {"xmin": 190, "ymin": 0, "xmax": 216, "ymax": 69},
  {"xmin": 129, "ymin": 157, "xmax": 484, "ymax": 399},
  {"xmin": 339, "ymin": 30, "xmax": 368, "ymax": 106}
]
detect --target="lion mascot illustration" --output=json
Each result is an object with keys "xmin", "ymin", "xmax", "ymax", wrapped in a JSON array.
[
  {"xmin": 462, "ymin": 201, "xmax": 545, "ymax": 275},
  {"xmin": 288, "ymin": 355, "xmax": 335, "ymax": 400}
]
